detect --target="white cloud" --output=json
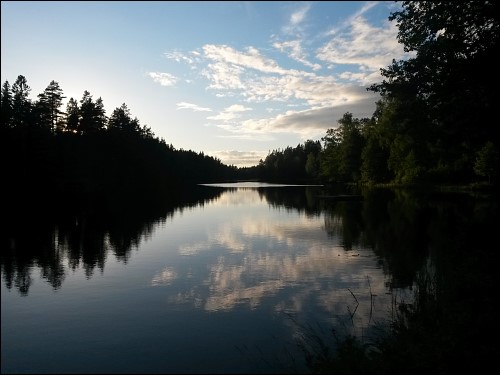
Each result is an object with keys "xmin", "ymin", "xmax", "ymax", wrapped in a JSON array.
[
  {"xmin": 148, "ymin": 72, "xmax": 178, "ymax": 87},
  {"xmin": 207, "ymin": 104, "xmax": 252, "ymax": 122},
  {"xmin": 176, "ymin": 102, "xmax": 212, "ymax": 112},
  {"xmin": 273, "ymin": 40, "xmax": 322, "ymax": 71},
  {"xmin": 316, "ymin": 16, "xmax": 407, "ymax": 74},
  {"xmin": 203, "ymin": 44, "xmax": 289, "ymax": 75},
  {"xmin": 323, "ymin": 1, "xmax": 379, "ymax": 37},
  {"xmin": 214, "ymin": 93, "xmax": 379, "ymax": 141},
  {"xmin": 198, "ymin": 43, "xmax": 380, "ymax": 109},
  {"xmin": 283, "ymin": 4, "xmax": 311, "ymax": 35},
  {"xmin": 202, "ymin": 61, "xmax": 245, "ymax": 90},
  {"xmin": 164, "ymin": 50, "xmax": 201, "ymax": 65},
  {"xmin": 291, "ymin": 5, "xmax": 309, "ymax": 25}
]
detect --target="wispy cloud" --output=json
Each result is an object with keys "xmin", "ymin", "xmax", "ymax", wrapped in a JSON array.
[
  {"xmin": 317, "ymin": 15, "xmax": 405, "ymax": 74},
  {"xmin": 148, "ymin": 72, "xmax": 178, "ymax": 87},
  {"xmin": 236, "ymin": 96, "xmax": 378, "ymax": 140},
  {"xmin": 207, "ymin": 104, "xmax": 252, "ymax": 122},
  {"xmin": 165, "ymin": 50, "xmax": 193, "ymax": 64},
  {"xmin": 324, "ymin": 1, "xmax": 379, "ymax": 37},
  {"xmin": 273, "ymin": 40, "xmax": 321, "ymax": 71},
  {"xmin": 283, "ymin": 4, "xmax": 311, "ymax": 35},
  {"xmin": 203, "ymin": 44, "xmax": 289, "ymax": 75},
  {"xmin": 176, "ymin": 102, "xmax": 212, "ymax": 112}
]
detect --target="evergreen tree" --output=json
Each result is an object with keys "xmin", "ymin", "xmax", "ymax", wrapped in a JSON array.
[
  {"xmin": 1, "ymin": 81, "xmax": 13, "ymax": 129},
  {"xmin": 94, "ymin": 97, "xmax": 107, "ymax": 131},
  {"xmin": 79, "ymin": 90, "xmax": 105, "ymax": 134},
  {"xmin": 108, "ymin": 103, "xmax": 139, "ymax": 133},
  {"xmin": 11, "ymin": 75, "xmax": 32, "ymax": 128},
  {"xmin": 40, "ymin": 80, "xmax": 65, "ymax": 132},
  {"xmin": 65, "ymin": 98, "xmax": 80, "ymax": 134},
  {"xmin": 34, "ymin": 92, "xmax": 52, "ymax": 130}
]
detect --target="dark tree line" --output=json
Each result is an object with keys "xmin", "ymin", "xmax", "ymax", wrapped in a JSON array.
[
  {"xmin": 1, "ymin": 77, "xmax": 238, "ymax": 201},
  {"xmin": 249, "ymin": 1, "xmax": 499, "ymax": 186}
]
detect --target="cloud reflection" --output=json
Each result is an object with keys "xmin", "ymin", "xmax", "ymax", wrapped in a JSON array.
[
  {"xmin": 153, "ymin": 188, "xmax": 393, "ymax": 333},
  {"xmin": 151, "ymin": 266, "xmax": 177, "ymax": 286}
]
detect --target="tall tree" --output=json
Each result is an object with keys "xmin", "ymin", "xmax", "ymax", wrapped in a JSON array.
[
  {"xmin": 304, "ymin": 140, "xmax": 322, "ymax": 179},
  {"xmin": 39, "ymin": 80, "xmax": 65, "ymax": 132},
  {"xmin": 94, "ymin": 97, "xmax": 107, "ymax": 131},
  {"xmin": 320, "ymin": 126, "xmax": 342, "ymax": 183},
  {"xmin": 79, "ymin": 90, "xmax": 104, "ymax": 134},
  {"xmin": 11, "ymin": 75, "xmax": 32, "ymax": 128},
  {"xmin": 108, "ymin": 103, "xmax": 139, "ymax": 133},
  {"xmin": 320, "ymin": 113, "xmax": 365, "ymax": 183},
  {"xmin": 337, "ymin": 113, "xmax": 366, "ymax": 182},
  {"xmin": 65, "ymin": 98, "xmax": 80, "ymax": 133},
  {"xmin": 1, "ymin": 81, "xmax": 13, "ymax": 129}
]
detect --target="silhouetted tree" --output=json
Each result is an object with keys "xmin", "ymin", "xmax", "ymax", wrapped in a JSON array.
[
  {"xmin": 11, "ymin": 75, "xmax": 32, "ymax": 128},
  {"xmin": 36, "ymin": 80, "xmax": 65, "ymax": 132},
  {"xmin": 94, "ymin": 97, "xmax": 107, "ymax": 131},
  {"xmin": 65, "ymin": 98, "xmax": 80, "ymax": 133},
  {"xmin": 360, "ymin": 107, "xmax": 392, "ymax": 184},
  {"xmin": 1, "ymin": 81, "xmax": 13, "ymax": 129},
  {"xmin": 79, "ymin": 90, "xmax": 106, "ymax": 133},
  {"xmin": 108, "ymin": 103, "xmax": 139, "ymax": 134}
]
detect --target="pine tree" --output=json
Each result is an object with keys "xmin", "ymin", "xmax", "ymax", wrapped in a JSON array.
[
  {"xmin": 65, "ymin": 98, "xmax": 80, "ymax": 134},
  {"xmin": 1, "ymin": 81, "xmax": 13, "ymax": 129},
  {"xmin": 11, "ymin": 75, "xmax": 32, "ymax": 128}
]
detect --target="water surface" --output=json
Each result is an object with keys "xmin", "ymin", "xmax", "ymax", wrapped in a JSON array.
[{"xmin": 2, "ymin": 183, "xmax": 493, "ymax": 373}]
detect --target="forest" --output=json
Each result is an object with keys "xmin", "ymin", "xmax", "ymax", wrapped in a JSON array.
[
  {"xmin": 1, "ymin": 78, "xmax": 239, "ymax": 202},
  {"xmin": 250, "ymin": 1, "xmax": 499, "ymax": 186},
  {"xmin": 2, "ymin": 1, "xmax": 498, "ymax": 202}
]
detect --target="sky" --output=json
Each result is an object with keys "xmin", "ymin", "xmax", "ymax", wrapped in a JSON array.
[{"xmin": 1, "ymin": 1, "xmax": 409, "ymax": 167}]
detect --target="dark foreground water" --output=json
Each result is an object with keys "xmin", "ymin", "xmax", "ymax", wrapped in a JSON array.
[{"xmin": 1, "ymin": 183, "xmax": 497, "ymax": 373}]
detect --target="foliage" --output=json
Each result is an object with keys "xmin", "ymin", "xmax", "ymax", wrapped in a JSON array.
[
  {"xmin": 368, "ymin": 1, "xmax": 499, "ymax": 184},
  {"xmin": 256, "ymin": 140, "xmax": 323, "ymax": 183}
]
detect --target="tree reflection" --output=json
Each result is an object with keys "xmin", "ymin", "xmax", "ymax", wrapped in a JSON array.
[
  {"xmin": 1, "ymin": 186, "xmax": 223, "ymax": 295},
  {"xmin": 2, "ymin": 184, "xmax": 494, "ymax": 301},
  {"xmin": 261, "ymin": 186, "xmax": 494, "ymax": 291}
]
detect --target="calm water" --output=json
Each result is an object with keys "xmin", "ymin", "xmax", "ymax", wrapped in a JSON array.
[{"xmin": 1, "ymin": 183, "xmax": 496, "ymax": 373}]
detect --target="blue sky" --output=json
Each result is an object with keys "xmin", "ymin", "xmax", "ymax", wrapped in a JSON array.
[{"xmin": 1, "ymin": 1, "xmax": 409, "ymax": 167}]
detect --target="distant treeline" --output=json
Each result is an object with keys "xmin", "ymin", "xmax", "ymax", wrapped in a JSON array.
[{"xmin": 1, "ymin": 2, "xmax": 498, "ymax": 195}]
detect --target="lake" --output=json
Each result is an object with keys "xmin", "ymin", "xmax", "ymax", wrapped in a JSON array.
[{"xmin": 1, "ymin": 183, "xmax": 497, "ymax": 373}]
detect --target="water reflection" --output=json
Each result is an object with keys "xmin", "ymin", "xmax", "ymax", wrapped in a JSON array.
[
  {"xmin": 2, "ymin": 183, "xmax": 496, "ymax": 373},
  {"xmin": 1, "ymin": 185, "xmax": 224, "ymax": 295},
  {"xmin": 144, "ymin": 187, "xmax": 393, "ymax": 341}
]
